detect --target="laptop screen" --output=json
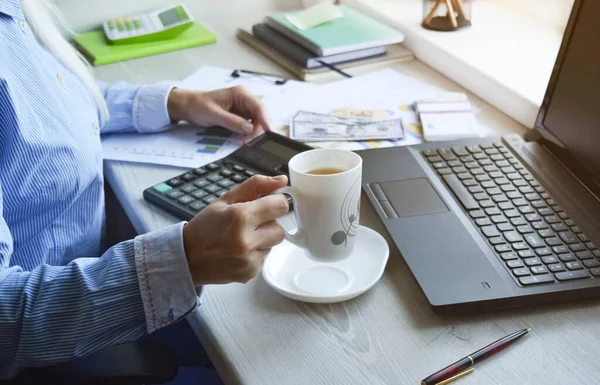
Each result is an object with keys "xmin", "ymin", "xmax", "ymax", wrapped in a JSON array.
[{"xmin": 536, "ymin": 0, "xmax": 600, "ymax": 182}]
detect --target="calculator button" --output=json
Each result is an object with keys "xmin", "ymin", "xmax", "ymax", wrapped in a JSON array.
[
  {"xmin": 153, "ymin": 183, "xmax": 172, "ymax": 194},
  {"xmin": 181, "ymin": 185, "xmax": 197, "ymax": 194},
  {"xmin": 190, "ymin": 201, "xmax": 207, "ymax": 212},
  {"xmin": 192, "ymin": 190, "xmax": 208, "ymax": 199},
  {"xmin": 193, "ymin": 179, "xmax": 210, "ymax": 188},
  {"xmin": 194, "ymin": 167, "xmax": 208, "ymax": 176},
  {"xmin": 167, "ymin": 178, "xmax": 183, "ymax": 187},
  {"xmin": 244, "ymin": 170, "xmax": 256, "ymax": 177},
  {"xmin": 206, "ymin": 163, "xmax": 220, "ymax": 171},
  {"xmin": 231, "ymin": 174, "xmax": 246, "ymax": 183},
  {"xmin": 216, "ymin": 190, "xmax": 228, "ymax": 197},
  {"xmin": 217, "ymin": 179, "xmax": 234, "ymax": 188},
  {"xmin": 166, "ymin": 190, "xmax": 184, "ymax": 199},
  {"xmin": 181, "ymin": 173, "xmax": 196, "ymax": 182},
  {"xmin": 232, "ymin": 165, "xmax": 245, "ymax": 172},
  {"xmin": 202, "ymin": 195, "xmax": 218, "ymax": 204},
  {"xmin": 205, "ymin": 184, "xmax": 221, "ymax": 193},
  {"xmin": 207, "ymin": 174, "xmax": 223, "ymax": 183},
  {"xmin": 177, "ymin": 195, "xmax": 195, "ymax": 205},
  {"xmin": 220, "ymin": 169, "xmax": 234, "ymax": 177}
]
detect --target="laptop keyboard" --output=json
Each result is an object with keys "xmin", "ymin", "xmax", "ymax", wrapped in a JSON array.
[{"xmin": 422, "ymin": 142, "xmax": 600, "ymax": 287}]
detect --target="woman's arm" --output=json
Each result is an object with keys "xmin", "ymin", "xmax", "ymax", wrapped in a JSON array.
[
  {"xmin": 97, "ymin": 81, "xmax": 175, "ymax": 134},
  {"xmin": 0, "ymin": 181, "xmax": 198, "ymax": 379}
]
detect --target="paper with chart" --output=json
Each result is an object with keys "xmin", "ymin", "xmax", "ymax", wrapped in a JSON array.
[
  {"xmin": 101, "ymin": 124, "xmax": 242, "ymax": 168},
  {"xmin": 101, "ymin": 65, "xmax": 315, "ymax": 168},
  {"xmin": 290, "ymin": 111, "xmax": 404, "ymax": 141}
]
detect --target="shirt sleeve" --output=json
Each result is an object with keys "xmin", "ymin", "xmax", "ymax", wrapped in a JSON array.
[
  {"xmin": 97, "ymin": 81, "xmax": 175, "ymax": 134},
  {"xmin": 0, "ymin": 179, "xmax": 198, "ymax": 379}
]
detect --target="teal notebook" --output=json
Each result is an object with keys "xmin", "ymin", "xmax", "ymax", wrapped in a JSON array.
[{"xmin": 265, "ymin": 5, "xmax": 404, "ymax": 56}]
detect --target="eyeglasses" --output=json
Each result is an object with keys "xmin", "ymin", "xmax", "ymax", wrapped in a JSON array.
[{"xmin": 230, "ymin": 69, "xmax": 288, "ymax": 85}]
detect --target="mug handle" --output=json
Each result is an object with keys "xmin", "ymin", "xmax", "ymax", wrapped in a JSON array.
[{"xmin": 272, "ymin": 186, "xmax": 307, "ymax": 249}]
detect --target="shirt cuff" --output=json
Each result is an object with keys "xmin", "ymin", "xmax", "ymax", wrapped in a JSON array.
[
  {"xmin": 134, "ymin": 222, "xmax": 199, "ymax": 334},
  {"xmin": 132, "ymin": 83, "xmax": 175, "ymax": 133}
]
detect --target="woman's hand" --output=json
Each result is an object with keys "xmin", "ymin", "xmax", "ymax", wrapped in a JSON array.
[
  {"xmin": 167, "ymin": 86, "xmax": 270, "ymax": 140},
  {"xmin": 182, "ymin": 175, "xmax": 289, "ymax": 286}
]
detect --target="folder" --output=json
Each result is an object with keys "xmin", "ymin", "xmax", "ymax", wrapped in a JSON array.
[
  {"xmin": 265, "ymin": 5, "xmax": 404, "ymax": 56},
  {"xmin": 74, "ymin": 22, "xmax": 216, "ymax": 66}
]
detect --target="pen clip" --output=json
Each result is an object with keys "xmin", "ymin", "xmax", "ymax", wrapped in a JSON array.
[{"xmin": 435, "ymin": 368, "xmax": 474, "ymax": 385}]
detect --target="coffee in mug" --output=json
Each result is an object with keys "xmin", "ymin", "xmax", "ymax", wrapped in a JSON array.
[
  {"xmin": 273, "ymin": 149, "xmax": 362, "ymax": 262},
  {"xmin": 306, "ymin": 167, "xmax": 346, "ymax": 175}
]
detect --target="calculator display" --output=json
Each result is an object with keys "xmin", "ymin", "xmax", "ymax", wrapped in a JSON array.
[
  {"xmin": 158, "ymin": 6, "xmax": 190, "ymax": 27},
  {"xmin": 259, "ymin": 140, "xmax": 301, "ymax": 161}
]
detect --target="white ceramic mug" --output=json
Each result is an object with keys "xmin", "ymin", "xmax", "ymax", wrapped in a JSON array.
[{"xmin": 275, "ymin": 149, "xmax": 362, "ymax": 262}]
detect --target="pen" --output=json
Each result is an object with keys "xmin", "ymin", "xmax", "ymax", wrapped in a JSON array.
[
  {"xmin": 316, "ymin": 60, "xmax": 352, "ymax": 78},
  {"xmin": 421, "ymin": 328, "xmax": 531, "ymax": 385}
]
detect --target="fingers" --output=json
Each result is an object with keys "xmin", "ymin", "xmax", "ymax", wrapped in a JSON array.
[
  {"xmin": 254, "ymin": 220, "xmax": 286, "ymax": 249},
  {"xmin": 222, "ymin": 175, "xmax": 288, "ymax": 204},
  {"xmin": 231, "ymin": 86, "xmax": 271, "ymax": 132},
  {"xmin": 245, "ymin": 194, "xmax": 290, "ymax": 227},
  {"xmin": 241, "ymin": 125, "xmax": 266, "ymax": 144},
  {"xmin": 209, "ymin": 105, "xmax": 255, "ymax": 135}
]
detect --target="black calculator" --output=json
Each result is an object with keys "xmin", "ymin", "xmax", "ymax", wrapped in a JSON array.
[{"xmin": 143, "ymin": 131, "xmax": 312, "ymax": 220}]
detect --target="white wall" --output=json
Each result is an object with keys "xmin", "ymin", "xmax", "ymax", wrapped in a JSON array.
[{"xmin": 503, "ymin": 0, "xmax": 574, "ymax": 32}]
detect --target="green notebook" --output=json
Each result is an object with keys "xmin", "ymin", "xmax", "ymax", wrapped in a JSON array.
[
  {"xmin": 265, "ymin": 5, "xmax": 404, "ymax": 56},
  {"xmin": 74, "ymin": 22, "xmax": 216, "ymax": 66}
]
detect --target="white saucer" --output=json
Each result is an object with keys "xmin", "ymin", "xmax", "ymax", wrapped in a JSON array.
[{"xmin": 262, "ymin": 225, "xmax": 389, "ymax": 304}]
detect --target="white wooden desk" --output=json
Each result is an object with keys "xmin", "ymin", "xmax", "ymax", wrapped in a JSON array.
[{"xmin": 94, "ymin": 1, "xmax": 600, "ymax": 384}]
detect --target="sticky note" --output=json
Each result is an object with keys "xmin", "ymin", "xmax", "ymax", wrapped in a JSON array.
[{"xmin": 286, "ymin": 2, "xmax": 343, "ymax": 30}]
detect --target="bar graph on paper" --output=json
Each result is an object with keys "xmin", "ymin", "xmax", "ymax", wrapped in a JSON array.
[
  {"xmin": 101, "ymin": 125, "xmax": 242, "ymax": 168},
  {"xmin": 196, "ymin": 128, "xmax": 236, "ymax": 154}
]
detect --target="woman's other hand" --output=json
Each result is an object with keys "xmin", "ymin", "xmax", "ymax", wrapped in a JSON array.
[{"xmin": 168, "ymin": 86, "xmax": 270, "ymax": 140}]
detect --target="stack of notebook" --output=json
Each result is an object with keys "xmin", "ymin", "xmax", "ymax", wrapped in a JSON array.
[{"xmin": 237, "ymin": 5, "xmax": 412, "ymax": 82}]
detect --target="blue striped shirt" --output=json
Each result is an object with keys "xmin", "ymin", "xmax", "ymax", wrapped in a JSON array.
[{"xmin": 0, "ymin": 0, "xmax": 198, "ymax": 378}]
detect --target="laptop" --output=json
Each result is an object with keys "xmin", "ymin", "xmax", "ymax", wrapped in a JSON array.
[{"xmin": 360, "ymin": 0, "xmax": 600, "ymax": 312}]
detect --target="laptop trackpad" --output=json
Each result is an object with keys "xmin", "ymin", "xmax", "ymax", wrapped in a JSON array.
[{"xmin": 380, "ymin": 179, "xmax": 448, "ymax": 217}]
